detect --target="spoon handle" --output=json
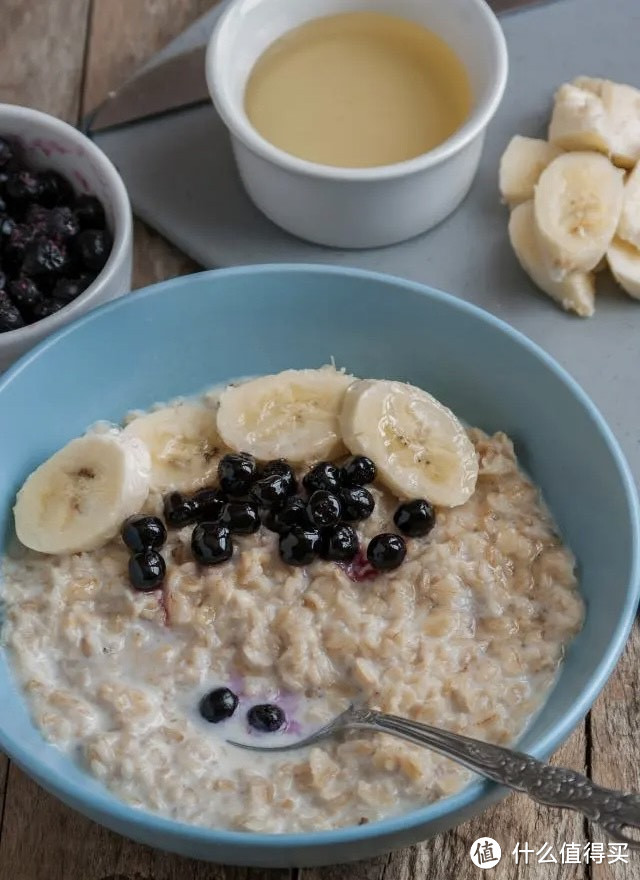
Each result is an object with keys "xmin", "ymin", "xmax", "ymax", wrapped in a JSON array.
[{"xmin": 360, "ymin": 710, "xmax": 640, "ymax": 849}]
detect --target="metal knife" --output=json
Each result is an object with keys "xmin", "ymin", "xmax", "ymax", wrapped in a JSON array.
[{"xmin": 86, "ymin": 0, "xmax": 558, "ymax": 135}]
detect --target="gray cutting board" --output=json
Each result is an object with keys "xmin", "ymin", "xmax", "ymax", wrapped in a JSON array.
[{"xmin": 94, "ymin": 0, "xmax": 640, "ymax": 484}]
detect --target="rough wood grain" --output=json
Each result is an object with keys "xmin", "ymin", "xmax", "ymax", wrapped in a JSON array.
[
  {"xmin": 0, "ymin": 0, "xmax": 91, "ymax": 122},
  {"xmin": 590, "ymin": 622, "xmax": 640, "ymax": 880},
  {"xmin": 301, "ymin": 728, "xmax": 587, "ymax": 880},
  {"xmin": 83, "ymin": 0, "xmax": 215, "ymax": 285},
  {"xmin": 0, "ymin": 763, "xmax": 289, "ymax": 880}
]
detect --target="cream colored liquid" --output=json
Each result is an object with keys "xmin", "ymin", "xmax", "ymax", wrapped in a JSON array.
[{"xmin": 244, "ymin": 12, "xmax": 472, "ymax": 168}]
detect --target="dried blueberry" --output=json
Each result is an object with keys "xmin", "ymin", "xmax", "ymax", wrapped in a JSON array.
[
  {"xmin": 121, "ymin": 515, "xmax": 167, "ymax": 553},
  {"xmin": 217, "ymin": 452, "xmax": 257, "ymax": 496},
  {"xmin": 366, "ymin": 534, "xmax": 406, "ymax": 571},
  {"xmin": 199, "ymin": 687, "xmax": 239, "ymax": 723},
  {"xmin": 393, "ymin": 499, "xmax": 436, "ymax": 538},
  {"xmin": 0, "ymin": 291, "xmax": 25, "ymax": 331},
  {"xmin": 306, "ymin": 490, "xmax": 341, "ymax": 528},
  {"xmin": 192, "ymin": 487, "xmax": 226, "ymax": 522},
  {"xmin": 220, "ymin": 501, "xmax": 261, "ymax": 535},
  {"xmin": 342, "ymin": 455, "xmax": 377, "ymax": 486},
  {"xmin": 339, "ymin": 486, "xmax": 375, "ymax": 522},
  {"xmin": 163, "ymin": 491, "xmax": 198, "ymax": 527},
  {"xmin": 247, "ymin": 703, "xmax": 285, "ymax": 732},
  {"xmin": 8, "ymin": 277, "xmax": 43, "ymax": 312},
  {"xmin": 320, "ymin": 523, "xmax": 359, "ymax": 562},
  {"xmin": 37, "ymin": 169, "xmax": 74, "ymax": 208},
  {"xmin": 302, "ymin": 462, "xmax": 341, "ymax": 494},
  {"xmin": 76, "ymin": 228, "xmax": 112, "ymax": 271},
  {"xmin": 128, "ymin": 549, "xmax": 166, "ymax": 591},
  {"xmin": 279, "ymin": 526, "xmax": 320, "ymax": 566},
  {"xmin": 74, "ymin": 194, "xmax": 106, "ymax": 229},
  {"xmin": 191, "ymin": 522, "xmax": 233, "ymax": 566},
  {"xmin": 23, "ymin": 237, "xmax": 68, "ymax": 276}
]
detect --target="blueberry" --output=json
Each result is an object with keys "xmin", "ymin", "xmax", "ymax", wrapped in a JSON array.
[
  {"xmin": 279, "ymin": 526, "xmax": 320, "ymax": 566},
  {"xmin": 0, "ymin": 270, "xmax": 5, "ymax": 290},
  {"xmin": 37, "ymin": 170, "xmax": 74, "ymax": 208},
  {"xmin": 121, "ymin": 514, "xmax": 167, "ymax": 553},
  {"xmin": 217, "ymin": 452, "xmax": 257, "ymax": 496},
  {"xmin": 393, "ymin": 499, "xmax": 436, "ymax": 538},
  {"xmin": 251, "ymin": 473, "xmax": 292, "ymax": 508},
  {"xmin": 366, "ymin": 534, "xmax": 406, "ymax": 571},
  {"xmin": 74, "ymin": 194, "xmax": 106, "ymax": 229},
  {"xmin": 6, "ymin": 169, "xmax": 41, "ymax": 213},
  {"xmin": 29, "ymin": 298, "xmax": 67, "ymax": 321},
  {"xmin": 342, "ymin": 455, "xmax": 377, "ymax": 486},
  {"xmin": 259, "ymin": 459, "xmax": 297, "ymax": 493},
  {"xmin": 23, "ymin": 237, "xmax": 68, "ymax": 276},
  {"xmin": 306, "ymin": 490, "xmax": 341, "ymax": 528},
  {"xmin": 163, "ymin": 491, "xmax": 198, "ymax": 527},
  {"xmin": 0, "ymin": 291, "xmax": 25, "ymax": 331},
  {"xmin": 220, "ymin": 501, "xmax": 260, "ymax": 535},
  {"xmin": 25, "ymin": 203, "xmax": 51, "ymax": 234},
  {"xmin": 320, "ymin": 523, "xmax": 359, "ymax": 562},
  {"xmin": 192, "ymin": 487, "xmax": 226, "ymax": 522},
  {"xmin": 0, "ymin": 214, "xmax": 15, "ymax": 241},
  {"xmin": 302, "ymin": 462, "xmax": 341, "ymax": 494},
  {"xmin": 3, "ymin": 223, "xmax": 35, "ymax": 271},
  {"xmin": 199, "ymin": 687, "xmax": 239, "ymax": 723},
  {"xmin": 247, "ymin": 703, "xmax": 286, "ymax": 732},
  {"xmin": 48, "ymin": 205, "xmax": 80, "ymax": 240},
  {"xmin": 0, "ymin": 137, "xmax": 14, "ymax": 167},
  {"xmin": 128, "ymin": 549, "xmax": 166, "ymax": 591},
  {"xmin": 76, "ymin": 228, "xmax": 112, "ymax": 271},
  {"xmin": 339, "ymin": 486, "xmax": 375, "ymax": 522},
  {"xmin": 8, "ymin": 277, "xmax": 43, "ymax": 312},
  {"xmin": 52, "ymin": 275, "xmax": 90, "ymax": 304},
  {"xmin": 191, "ymin": 522, "xmax": 233, "ymax": 566},
  {"xmin": 263, "ymin": 495, "xmax": 309, "ymax": 533}
]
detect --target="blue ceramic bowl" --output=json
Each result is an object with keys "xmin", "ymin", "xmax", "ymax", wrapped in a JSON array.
[{"xmin": 0, "ymin": 266, "xmax": 638, "ymax": 867}]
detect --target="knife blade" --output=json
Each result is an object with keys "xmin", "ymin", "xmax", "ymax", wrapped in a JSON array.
[{"xmin": 86, "ymin": 0, "xmax": 558, "ymax": 135}]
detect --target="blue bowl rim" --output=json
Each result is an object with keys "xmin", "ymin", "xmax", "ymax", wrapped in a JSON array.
[{"xmin": 1, "ymin": 263, "xmax": 639, "ymax": 851}]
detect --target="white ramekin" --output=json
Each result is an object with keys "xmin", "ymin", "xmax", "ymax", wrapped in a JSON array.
[
  {"xmin": 206, "ymin": 0, "xmax": 508, "ymax": 249},
  {"xmin": 0, "ymin": 104, "xmax": 133, "ymax": 372}
]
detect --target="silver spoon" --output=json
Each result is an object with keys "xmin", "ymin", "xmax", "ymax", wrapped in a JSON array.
[{"xmin": 229, "ymin": 704, "xmax": 640, "ymax": 848}]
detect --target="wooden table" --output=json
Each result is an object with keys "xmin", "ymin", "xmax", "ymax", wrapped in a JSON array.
[{"xmin": 1, "ymin": 2, "xmax": 638, "ymax": 877}]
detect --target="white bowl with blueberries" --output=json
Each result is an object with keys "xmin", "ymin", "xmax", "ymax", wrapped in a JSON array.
[{"xmin": 0, "ymin": 104, "xmax": 133, "ymax": 372}]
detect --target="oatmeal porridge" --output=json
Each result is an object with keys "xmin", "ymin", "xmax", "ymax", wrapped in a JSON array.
[{"xmin": 1, "ymin": 367, "xmax": 584, "ymax": 832}]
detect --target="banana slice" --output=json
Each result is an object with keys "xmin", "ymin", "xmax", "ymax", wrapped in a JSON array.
[
  {"xmin": 14, "ymin": 431, "xmax": 151, "ymax": 555},
  {"xmin": 616, "ymin": 163, "xmax": 640, "ymax": 249},
  {"xmin": 573, "ymin": 77, "xmax": 640, "ymax": 169},
  {"xmin": 549, "ymin": 82, "xmax": 613, "ymax": 156},
  {"xmin": 533, "ymin": 151, "xmax": 624, "ymax": 278},
  {"xmin": 340, "ymin": 379, "xmax": 478, "ymax": 507},
  {"xmin": 509, "ymin": 201, "xmax": 596, "ymax": 317},
  {"xmin": 499, "ymin": 135, "xmax": 563, "ymax": 207},
  {"xmin": 123, "ymin": 403, "xmax": 222, "ymax": 492},
  {"xmin": 607, "ymin": 237, "xmax": 640, "ymax": 300},
  {"xmin": 216, "ymin": 366, "xmax": 354, "ymax": 462}
]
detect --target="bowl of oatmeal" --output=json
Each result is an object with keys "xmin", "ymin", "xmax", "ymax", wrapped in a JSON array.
[{"xmin": 0, "ymin": 265, "xmax": 638, "ymax": 866}]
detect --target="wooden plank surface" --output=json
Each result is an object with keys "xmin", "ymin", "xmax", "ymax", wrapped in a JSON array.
[{"xmin": 1, "ymin": 0, "xmax": 638, "ymax": 877}]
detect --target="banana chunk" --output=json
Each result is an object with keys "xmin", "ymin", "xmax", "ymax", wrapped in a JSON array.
[
  {"xmin": 499, "ymin": 135, "xmax": 563, "ymax": 207},
  {"xmin": 550, "ymin": 77, "xmax": 640, "ymax": 168},
  {"xmin": 123, "ymin": 403, "xmax": 222, "ymax": 492},
  {"xmin": 509, "ymin": 201, "xmax": 596, "ymax": 317},
  {"xmin": 216, "ymin": 366, "xmax": 355, "ymax": 462},
  {"xmin": 533, "ymin": 151, "xmax": 624, "ymax": 278},
  {"xmin": 14, "ymin": 431, "xmax": 151, "ymax": 555},
  {"xmin": 340, "ymin": 379, "xmax": 478, "ymax": 507},
  {"xmin": 549, "ymin": 82, "xmax": 612, "ymax": 156},
  {"xmin": 607, "ymin": 238, "xmax": 640, "ymax": 300},
  {"xmin": 617, "ymin": 163, "xmax": 640, "ymax": 249}
]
